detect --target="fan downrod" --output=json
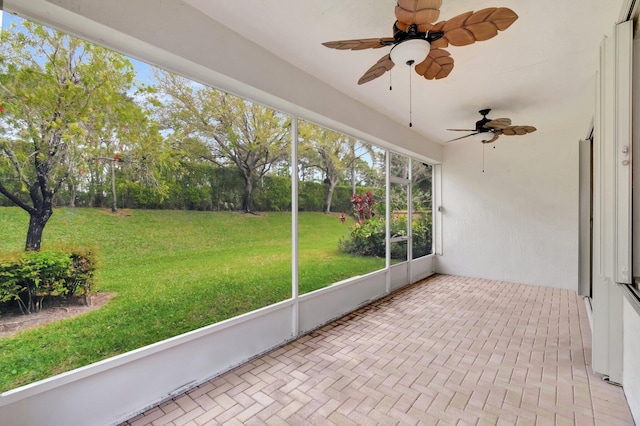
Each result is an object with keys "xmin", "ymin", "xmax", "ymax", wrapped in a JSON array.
[{"xmin": 476, "ymin": 109, "xmax": 492, "ymax": 132}]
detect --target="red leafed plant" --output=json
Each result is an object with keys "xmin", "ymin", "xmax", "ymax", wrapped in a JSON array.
[{"xmin": 350, "ymin": 191, "xmax": 376, "ymax": 224}]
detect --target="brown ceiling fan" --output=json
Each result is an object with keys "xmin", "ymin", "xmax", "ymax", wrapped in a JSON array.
[
  {"xmin": 322, "ymin": 0, "xmax": 519, "ymax": 84},
  {"xmin": 447, "ymin": 109, "xmax": 537, "ymax": 144}
]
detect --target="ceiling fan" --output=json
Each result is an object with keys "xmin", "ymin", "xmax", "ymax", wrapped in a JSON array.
[
  {"xmin": 447, "ymin": 109, "xmax": 537, "ymax": 144},
  {"xmin": 322, "ymin": 0, "xmax": 519, "ymax": 84}
]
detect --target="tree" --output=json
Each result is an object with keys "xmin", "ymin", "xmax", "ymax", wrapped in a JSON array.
[
  {"xmin": 298, "ymin": 122, "xmax": 378, "ymax": 214},
  {"xmin": 411, "ymin": 161, "xmax": 432, "ymax": 211},
  {"xmin": 298, "ymin": 123, "xmax": 347, "ymax": 214},
  {"xmin": 345, "ymin": 139, "xmax": 379, "ymax": 195},
  {"xmin": 0, "ymin": 20, "xmax": 151, "ymax": 250},
  {"xmin": 155, "ymin": 72, "xmax": 290, "ymax": 212},
  {"xmin": 86, "ymin": 92, "xmax": 168, "ymax": 213}
]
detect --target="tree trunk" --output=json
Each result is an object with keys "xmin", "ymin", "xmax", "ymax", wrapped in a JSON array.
[
  {"xmin": 110, "ymin": 161, "xmax": 117, "ymax": 213},
  {"xmin": 241, "ymin": 178, "xmax": 253, "ymax": 212},
  {"xmin": 25, "ymin": 208, "xmax": 52, "ymax": 251},
  {"xmin": 351, "ymin": 169, "xmax": 356, "ymax": 195},
  {"xmin": 324, "ymin": 180, "xmax": 337, "ymax": 214},
  {"xmin": 350, "ymin": 143, "xmax": 356, "ymax": 194},
  {"xmin": 69, "ymin": 183, "xmax": 76, "ymax": 208},
  {"xmin": 89, "ymin": 172, "xmax": 97, "ymax": 207}
]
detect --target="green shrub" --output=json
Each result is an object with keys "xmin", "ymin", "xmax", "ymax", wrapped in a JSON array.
[
  {"xmin": 411, "ymin": 214, "xmax": 433, "ymax": 259},
  {"xmin": 25, "ymin": 251, "xmax": 71, "ymax": 312},
  {"xmin": 0, "ymin": 253, "xmax": 24, "ymax": 311},
  {"xmin": 253, "ymin": 175, "xmax": 291, "ymax": 212},
  {"xmin": 339, "ymin": 216, "xmax": 386, "ymax": 257},
  {"xmin": 298, "ymin": 181, "xmax": 326, "ymax": 212},
  {"xmin": 339, "ymin": 214, "xmax": 433, "ymax": 260},
  {"xmin": 66, "ymin": 247, "xmax": 97, "ymax": 302},
  {"xmin": 0, "ymin": 247, "xmax": 97, "ymax": 315}
]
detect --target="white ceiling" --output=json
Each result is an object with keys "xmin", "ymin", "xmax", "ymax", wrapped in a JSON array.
[{"xmin": 184, "ymin": 0, "xmax": 623, "ymax": 146}]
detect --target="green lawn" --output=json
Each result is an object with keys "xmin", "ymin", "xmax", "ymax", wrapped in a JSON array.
[{"xmin": 0, "ymin": 207, "xmax": 384, "ymax": 392}]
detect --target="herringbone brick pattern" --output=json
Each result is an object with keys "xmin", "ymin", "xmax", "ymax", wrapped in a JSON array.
[{"xmin": 120, "ymin": 275, "xmax": 634, "ymax": 425}]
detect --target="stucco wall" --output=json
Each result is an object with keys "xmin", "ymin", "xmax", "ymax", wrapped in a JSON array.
[{"xmin": 437, "ymin": 126, "xmax": 580, "ymax": 289}]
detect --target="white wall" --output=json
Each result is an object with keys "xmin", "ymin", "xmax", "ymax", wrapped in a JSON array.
[{"xmin": 437, "ymin": 128, "xmax": 580, "ymax": 289}]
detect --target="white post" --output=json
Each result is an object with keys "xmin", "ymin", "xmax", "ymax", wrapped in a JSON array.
[
  {"xmin": 291, "ymin": 117, "xmax": 299, "ymax": 337},
  {"xmin": 385, "ymin": 151, "xmax": 391, "ymax": 294},
  {"xmin": 407, "ymin": 158, "xmax": 413, "ymax": 282}
]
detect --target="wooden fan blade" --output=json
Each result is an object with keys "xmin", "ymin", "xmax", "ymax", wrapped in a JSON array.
[
  {"xmin": 414, "ymin": 48, "xmax": 454, "ymax": 80},
  {"xmin": 482, "ymin": 133, "xmax": 500, "ymax": 144},
  {"xmin": 442, "ymin": 11, "xmax": 474, "ymax": 32},
  {"xmin": 427, "ymin": 20, "xmax": 448, "ymax": 48},
  {"xmin": 500, "ymin": 125, "xmax": 537, "ymax": 136},
  {"xmin": 447, "ymin": 129, "xmax": 477, "ymax": 131},
  {"xmin": 429, "ymin": 7, "xmax": 518, "ymax": 48},
  {"xmin": 358, "ymin": 54, "xmax": 395, "ymax": 85},
  {"xmin": 395, "ymin": 0, "xmax": 442, "ymax": 33},
  {"xmin": 446, "ymin": 132, "xmax": 478, "ymax": 142},
  {"xmin": 322, "ymin": 37, "xmax": 394, "ymax": 50},
  {"xmin": 484, "ymin": 118, "xmax": 512, "ymax": 130},
  {"xmin": 486, "ymin": 7, "xmax": 520, "ymax": 31}
]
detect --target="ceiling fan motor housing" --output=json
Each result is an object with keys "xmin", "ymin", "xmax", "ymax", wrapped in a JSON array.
[{"xmin": 476, "ymin": 109, "xmax": 492, "ymax": 131}]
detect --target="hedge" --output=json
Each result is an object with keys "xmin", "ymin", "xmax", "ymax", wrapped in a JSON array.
[{"xmin": 0, "ymin": 247, "xmax": 97, "ymax": 315}]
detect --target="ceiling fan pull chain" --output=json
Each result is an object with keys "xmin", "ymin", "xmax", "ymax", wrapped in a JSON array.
[
  {"xmin": 482, "ymin": 143, "xmax": 485, "ymax": 173},
  {"xmin": 389, "ymin": 70, "xmax": 392, "ymax": 91},
  {"xmin": 408, "ymin": 60, "xmax": 414, "ymax": 127}
]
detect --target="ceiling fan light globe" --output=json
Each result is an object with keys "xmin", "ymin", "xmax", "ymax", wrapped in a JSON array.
[
  {"xmin": 390, "ymin": 39, "xmax": 431, "ymax": 66},
  {"xmin": 472, "ymin": 132, "xmax": 490, "ymax": 143}
]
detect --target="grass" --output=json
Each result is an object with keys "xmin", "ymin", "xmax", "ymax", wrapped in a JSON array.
[{"xmin": 0, "ymin": 207, "xmax": 384, "ymax": 392}]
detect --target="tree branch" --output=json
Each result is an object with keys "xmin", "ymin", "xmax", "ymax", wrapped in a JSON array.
[
  {"xmin": 52, "ymin": 170, "xmax": 70, "ymax": 195},
  {"xmin": 0, "ymin": 179, "xmax": 35, "ymax": 213},
  {"xmin": 2, "ymin": 147, "xmax": 31, "ymax": 187}
]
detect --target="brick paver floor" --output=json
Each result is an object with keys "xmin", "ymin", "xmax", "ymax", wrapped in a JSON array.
[{"xmin": 120, "ymin": 274, "xmax": 634, "ymax": 425}]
